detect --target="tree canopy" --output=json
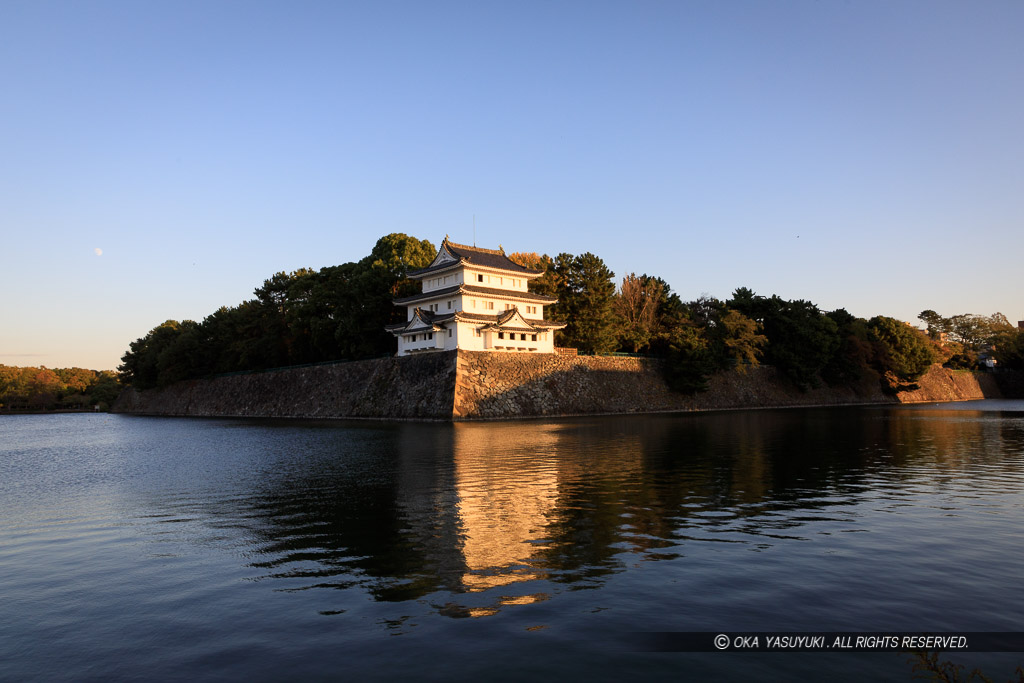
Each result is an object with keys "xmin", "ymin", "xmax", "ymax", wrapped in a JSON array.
[
  {"xmin": 117, "ymin": 232, "xmax": 1012, "ymax": 398},
  {"xmin": 0, "ymin": 365, "xmax": 120, "ymax": 411},
  {"xmin": 119, "ymin": 234, "xmax": 435, "ymax": 388}
]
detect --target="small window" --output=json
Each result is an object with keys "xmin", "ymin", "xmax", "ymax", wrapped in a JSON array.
[
  {"xmin": 471, "ymin": 299, "xmax": 476, "ymax": 308},
  {"xmin": 486, "ymin": 301, "xmax": 494, "ymax": 310},
  {"xmin": 531, "ymin": 334, "xmax": 537, "ymax": 341},
  {"xmin": 448, "ymin": 329, "xmax": 452, "ymax": 338},
  {"xmin": 428, "ymin": 333, "xmax": 433, "ymax": 340},
  {"xmin": 447, "ymin": 301, "xmax": 452, "ymax": 310},
  {"xmin": 477, "ymin": 274, "xmax": 484, "ymax": 282},
  {"xmin": 498, "ymin": 332, "xmax": 505, "ymax": 339},
  {"xmin": 412, "ymin": 334, "xmax": 417, "ymax": 342}
]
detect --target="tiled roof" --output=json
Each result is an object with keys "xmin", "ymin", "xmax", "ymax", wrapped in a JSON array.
[
  {"xmin": 461, "ymin": 284, "xmax": 557, "ymax": 302},
  {"xmin": 409, "ymin": 238, "xmax": 543, "ymax": 277},
  {"xmin": 393, "ymin": 283, "xmax": 557, "ymax": 306},
  {"xmin": 387, "ymin": 307, "xmax": 566, "ymax": 334},
  {"xmin": 454, "ymin": 311, "xmax": 566, "ymax": 330},
  {"xmin": 384, "ymin": 308, "xmax": 456, "ymax": 332},
  {"xmin": 393, "ymin": 284, "xmax": 462, "ymax": 305}
]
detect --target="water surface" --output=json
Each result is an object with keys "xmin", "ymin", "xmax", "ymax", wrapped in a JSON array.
[{"xmin": 2, "ymin": 403, "xmax": 1023, "ymax": 681}]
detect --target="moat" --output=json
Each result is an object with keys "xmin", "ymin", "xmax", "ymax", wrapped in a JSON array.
[{"xmin": 2, "ymin": 403, "xmax": 1023, "ymax": 680}]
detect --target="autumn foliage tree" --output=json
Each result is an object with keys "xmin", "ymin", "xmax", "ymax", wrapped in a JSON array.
[
  {"xmin": 0, "ymin": 365, "xmax": 121, "ymax": 411},
  {"xmin": 613, "ymin": 273, "xmax": 664, "ymax": 353}
]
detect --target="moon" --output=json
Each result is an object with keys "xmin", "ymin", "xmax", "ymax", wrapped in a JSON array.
[{"xmin": 94, "ymin": 248, "xmax": 103, "ymax": 256}]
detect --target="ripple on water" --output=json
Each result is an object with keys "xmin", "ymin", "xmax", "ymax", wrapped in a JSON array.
[{"xmin": 2, "ymin": 410, "xmax": 1024, "ymax": 680}]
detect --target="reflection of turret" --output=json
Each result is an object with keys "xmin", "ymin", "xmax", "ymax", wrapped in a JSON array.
[{"xmin": 452, "ymin": 422, "xmax": 561, "ymax": 599}]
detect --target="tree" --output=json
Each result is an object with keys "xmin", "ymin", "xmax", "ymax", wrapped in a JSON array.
[
  {"xmin": 729, "ymin": 290, "xmax": 840, "ymax": 389},
  {"xmin": 87, "ymin": 371, "xmax": 122, "ymax": 407},
  {"xmin": 867, "ymin": 316, "xmax": 939, "ymax": 391},
  {"xmin": 26, "ymin": 368, "xmax": 63, "ymax": 408},
  {"xmin": 55, "ymin": 367, "xmax": 95, "ymax": 394},
  {"xmin": 720, "ymin": 309, "xmax": 767, "ymax": 372},
  {"xmin": 118, "ymin": 320, "xmax": 188, "ymax": 389},
  {"xmin": 991, "ymin": 328, "xmax": 1024, "ymax": 371},
  {"xmin": 551, "ymin": 252, "xmax": 617, "ymax": 354},
  {"xmin": 613, "ymin": 273, "xmax": 664, "ymax": 353},
  {"xmin": 342, "ymin": 234, "xmax": 437, "ymax": 358},
  {"xmin": 662, "ymin": 322, "xmax": 715, "ymax": 394},
  {"xmin": 507, "ymin": 252, "xmax": 559, "ymax": 298},
  {"xmin": 822, "ymin": 309, "xmax": 875, "ymax": 386},
  {"xmin": 646, "ymin": 277, "xmax": 689, "ymax": 357},
  {"xmin": 918, "ymin": 310, "xmax": 948, "ymax": 340}
]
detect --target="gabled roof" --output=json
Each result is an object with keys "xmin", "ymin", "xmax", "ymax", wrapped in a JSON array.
[
  {"xmin": 460, "ymin": 309, "xmax": 566, "ymax": 332},
  {"xmin": 384, "ymin": 308, "xmax": 454, "ymax": 335},
  {"xmin": 410, "ymin": 237, "xmax": 542, "ymax": 278},
  {"xmin": 386, "ymin": 308, "xmax": 566, "ymax": 334}
]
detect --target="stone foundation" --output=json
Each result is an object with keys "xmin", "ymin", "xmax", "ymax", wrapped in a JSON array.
[{"xmin": 113, "ymin": 351, "xmax": 1004, "ymax": 421}]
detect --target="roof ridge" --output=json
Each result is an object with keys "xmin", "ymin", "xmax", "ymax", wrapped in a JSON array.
[{"xmin": 444, "ymin": 237, "xmax": 505, "ymax": 255}]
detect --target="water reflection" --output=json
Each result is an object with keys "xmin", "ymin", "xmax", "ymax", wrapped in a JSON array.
[
  {"xmin": 129, "ymin": 407, "xmax": 1024, "ymax": 624},
  {"xmin": 450, "ymin": 423, "xmax": 560, "ymax": 610}
]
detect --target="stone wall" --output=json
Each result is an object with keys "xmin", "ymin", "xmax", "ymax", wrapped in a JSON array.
[
  {"xmin": 114, "ymin": 350, "xmax": 1004, "ymax": 421},
  {"xmin": 452, "ymin": 351, "xmax": 895, "ymax": 419},
  {"xmin": 113, "ymin": 352, "xmax": 458, "ymax": 420},
  {"xmin": 894, "ymin": 364, "xmax": 1001, "ymax": 403}
]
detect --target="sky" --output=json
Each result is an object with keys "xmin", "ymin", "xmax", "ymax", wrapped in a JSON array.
[{"xmin": 2, "ymin": 0, "xmax": 1022, "ymax": 371}]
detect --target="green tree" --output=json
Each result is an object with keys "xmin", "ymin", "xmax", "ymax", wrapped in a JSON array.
[
  {"xmin": 662, "ymin": 322, "xmax": 714, "ymax": 394},
  {"xmin": 119, "ymin": 320, "xmax": 188, "ymax": 389},
  {"xmin": 156, "ymin": 320, "xmax": 204, "ymax": 386},
  {"xmin": 918, "ymin": 310, "xmax": 949, "ymax": 341},
  {"xmin": 55, "ymin": 367, "xmax": 95, "ymax": 394},
  {"xmin": 87, "ymin": 371, "xmax": 122, "ymax": 408},
  {"xmin": 991, "ymin": 328, "xmax": 1024, "ymax": 371},
  {"xmin": 729, "ymin": 291, "xmax": 840, "ymax": 390},
  {"xmin": 867, "ymin": 316, "xmax": 939, "ymax": 391},
  {"xmin": 552, "ymin": 252, "xmax": 617, "ymax": 354},
  {"xmin": 822, "ymin": 309, "xmax": 875, "ymax": 386}
]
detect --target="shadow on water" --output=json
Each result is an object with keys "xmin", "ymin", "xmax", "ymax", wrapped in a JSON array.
[{"xmin": 155, "ymin": 406, "xmax": 1024, "ymax": 623}]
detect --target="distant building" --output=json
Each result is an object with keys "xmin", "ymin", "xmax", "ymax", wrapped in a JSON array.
[{"xmin": 386, "ymin": 237, "xmax": 566, "ymax": 356}]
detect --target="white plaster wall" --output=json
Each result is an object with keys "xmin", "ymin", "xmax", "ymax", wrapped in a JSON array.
[
  {"xmin": 397, "ymin": 330, "xmax": 442, "ymax": 355},
  {"xmin": 463, "ymin": 269, "xmax": 530, "ymax": 292},
  {"xmin": 421, "ymin": 271, "xmax": 460, "ymax": 293},
  {"xmin": 451, "ymin": 322, "xmax": 486, "ymax": 351}
]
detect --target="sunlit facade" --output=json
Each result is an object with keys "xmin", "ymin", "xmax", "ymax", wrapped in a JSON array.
[{"xmin": 386, "ymin": 237, "xmax": 566, "ymax": 356}]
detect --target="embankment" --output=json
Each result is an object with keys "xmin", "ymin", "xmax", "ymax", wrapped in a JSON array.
[
  {"xmin": 113, "ymin": 353, "xmax": 457, "ymax": 420},
  {"xmin": 112, "ymin": 351, "xmax": 1003, "ymax": 421}
]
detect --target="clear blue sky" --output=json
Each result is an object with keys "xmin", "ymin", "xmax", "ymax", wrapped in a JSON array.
[{"xmin": 3, "ymin": 0, "xmax": 1022, "ymax": 371}]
